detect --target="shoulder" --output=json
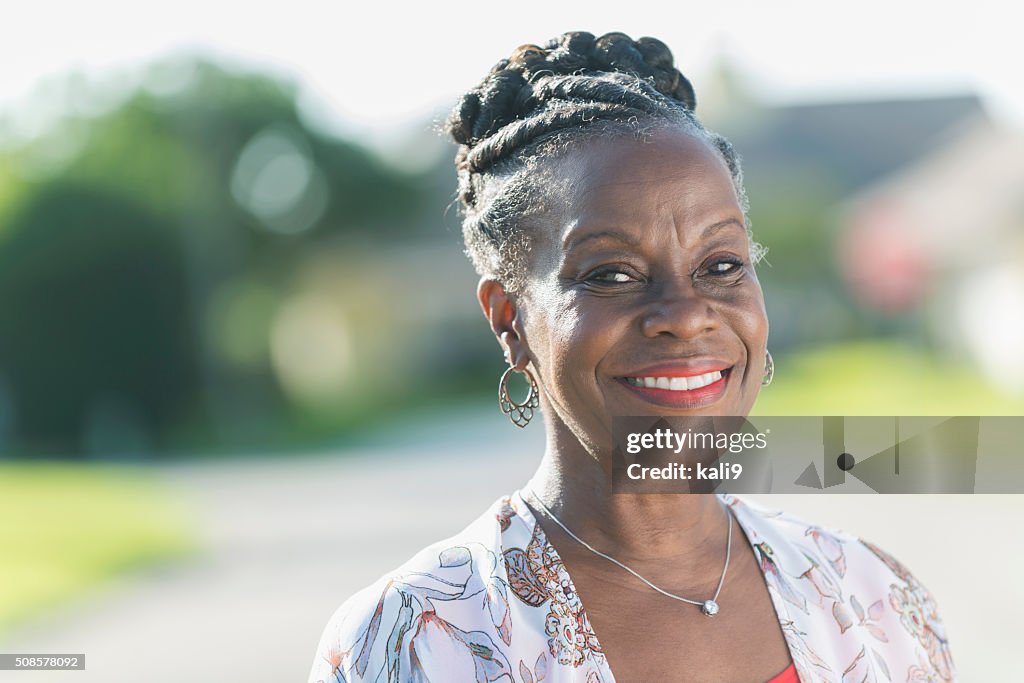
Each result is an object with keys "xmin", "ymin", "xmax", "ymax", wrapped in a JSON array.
[
  {"xmin": 726, "ymin": 495, "xmax": 956, "ymax": 682},
  {"xmin": 308, "ymin": 495, "xmax": 517, "ymax": 683},
  {"xmin": 725, "ymin": 494, "xmax": 928, "ymax": 588}
]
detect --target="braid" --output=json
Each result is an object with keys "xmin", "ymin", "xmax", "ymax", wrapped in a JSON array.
[{"xmin": 445, "ymin": 31, "xmax": 760, "ymax": 293}]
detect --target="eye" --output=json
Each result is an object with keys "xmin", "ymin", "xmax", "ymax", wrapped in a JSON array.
[
  {"xmin": 584, "ymin": 267, "xmax": 642, "ymax": 285},
  {"xmin": 705, "ymin": 257, "xmax": 744, "ymax": 276},
  {"xmin": 592, "ymin": 271, "xmax": 635, "ymax": 283}
]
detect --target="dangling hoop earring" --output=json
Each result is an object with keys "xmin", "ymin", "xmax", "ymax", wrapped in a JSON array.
[
  {"xmin": 762, "ymin": 350, "xmax": 774, "ymax": 386},
  {"xmin": 498, "ymin": 366, "xmax": 540, "ymax": 428}
]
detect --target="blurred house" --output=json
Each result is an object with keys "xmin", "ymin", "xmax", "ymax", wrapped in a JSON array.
[
  {"xmin": 729, "ymin": 95, "xmax": 988, "ymax": 195},
  {"xmin": 837, "ymin": 116, "xmax": 1024, "ymax": 394}
]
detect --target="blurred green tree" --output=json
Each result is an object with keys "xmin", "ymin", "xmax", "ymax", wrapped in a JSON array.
[{"xmin": 0, "ymin": 58, "xmax": 430, "ymax": 458}]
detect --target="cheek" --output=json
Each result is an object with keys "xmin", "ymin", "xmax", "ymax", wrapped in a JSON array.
[
  {"xmin": 739, "ymin": 302, "xmax": 769, "ymax": 349},
  {"xmin": 532, "ymin": 292, "xmax": 619, "ymax": 393},
  {"xmin": 726, "ymin": 288, "xmax": 769, "ymax": 409},
  {"xmin": 722, "ymin": 283, "xmax": 768, "ymax": 349}
]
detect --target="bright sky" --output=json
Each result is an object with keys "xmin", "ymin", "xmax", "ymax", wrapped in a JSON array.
[{"xmin": 2, "ymin": 0, "xmax": 1020, "ymax": 149}]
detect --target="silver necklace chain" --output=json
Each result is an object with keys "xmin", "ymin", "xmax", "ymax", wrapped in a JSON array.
[{"xmin": 523, "ymin": 487, "xmax": 733, "ymax": 617}]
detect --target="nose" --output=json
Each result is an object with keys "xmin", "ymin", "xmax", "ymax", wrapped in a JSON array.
[{"xmin": 639, "ymin": 278, "xmax": 721, "ymax": 339}]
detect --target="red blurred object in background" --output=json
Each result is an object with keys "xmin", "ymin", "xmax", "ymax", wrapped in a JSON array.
[{"xmin": 839, "ymin": 199, "xmax": 932, "ymax": 313}]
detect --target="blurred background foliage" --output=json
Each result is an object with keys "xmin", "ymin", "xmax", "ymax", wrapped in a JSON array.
[
  {"xmin": 0, "ymin": 55, "xmax": 1022, "ymax": 460},
  {"xmin": 0, "ymin": 58, "xmax": 491, "ymax": 458}
]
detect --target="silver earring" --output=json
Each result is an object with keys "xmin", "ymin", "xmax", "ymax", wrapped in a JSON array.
[
  {"xmin": 498, "ymin": 366, "xmax": 540, "ymax": 428},
  {"xmin": 762, "ymin": 350, "xmax": 774, "ymax": 386}
]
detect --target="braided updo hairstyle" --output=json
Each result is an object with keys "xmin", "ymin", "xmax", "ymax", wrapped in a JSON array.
[{"xmin": 445, "ymin": 31, "xmax": 764, "ymax": 294}]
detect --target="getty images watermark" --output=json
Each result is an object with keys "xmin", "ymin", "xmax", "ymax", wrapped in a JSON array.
[
  {"xmin": 624, "ymin": 425, "xmax": 767, "ymax": 482},
  {"xmin": 611, "ymin": 416, "xmax": 1024, "ymax": 493}
]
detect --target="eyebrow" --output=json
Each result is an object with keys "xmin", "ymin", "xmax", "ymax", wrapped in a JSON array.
[
  {"xmin": 701, "ymin": 217, "xmax": 746, "ymax": 238},
  {"xmin": 562, "ymin": 217, "xmax": 746, "ymax": 251},
  {"xmin": 562, "ymin": 229, "xmax": 643, "ymax": 251}
]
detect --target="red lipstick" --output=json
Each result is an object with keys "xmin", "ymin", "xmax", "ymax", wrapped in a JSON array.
[{"xmin": 616, "ymin": 362, "xmax": 733, "ymax": 410}]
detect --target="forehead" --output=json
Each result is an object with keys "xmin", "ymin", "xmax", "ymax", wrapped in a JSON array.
[{"xmin": 550, "ymin": 127, "xmax": 741, "ymax": 241}]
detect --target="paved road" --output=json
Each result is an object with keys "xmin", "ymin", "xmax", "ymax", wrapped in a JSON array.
[{"xmin": 1, "ymin": 408, "xmax": 1019, "ymax": 681}]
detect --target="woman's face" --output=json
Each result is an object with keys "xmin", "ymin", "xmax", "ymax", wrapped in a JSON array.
[{"xmin": 508, "ymin": 126, "xmax": 768, "ymax": 447}]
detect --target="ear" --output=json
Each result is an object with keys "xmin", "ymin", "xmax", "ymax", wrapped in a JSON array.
[{"xmin": 477, "ymin": 276, "xmax": 530, "ymax": 368}]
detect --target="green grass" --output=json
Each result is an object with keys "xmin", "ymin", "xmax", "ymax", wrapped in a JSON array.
[
  {"xmin": 0, "ymin": 462, "xmax": 195, "ymax": 633},
  {"xmin": 752, "ymin": 340, "xmax": 1024, "ymax": 416}
]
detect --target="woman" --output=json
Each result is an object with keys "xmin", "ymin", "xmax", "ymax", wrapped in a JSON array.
[{"xmin": 309, "ymin": 32, "xmax": 955, "ymax": 683}]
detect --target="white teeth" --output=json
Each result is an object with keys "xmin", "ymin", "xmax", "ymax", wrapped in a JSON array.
[{"xmin": 627, "ymin": 370, "xmax": 724, "ymax": 391}]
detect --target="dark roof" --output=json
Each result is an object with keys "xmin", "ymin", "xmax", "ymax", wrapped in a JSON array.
[{"xmin": 722, "ymin": 95, "xmax": 987, "ymax": 193}]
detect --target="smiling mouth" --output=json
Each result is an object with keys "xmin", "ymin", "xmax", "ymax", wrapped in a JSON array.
[
  {"xmin": 615, "ymin": 367, "xmax": 734, "ymax": 408},
  {"xmin": 622, "ymin": 369, "xmax": 728, "ymax": 391}
]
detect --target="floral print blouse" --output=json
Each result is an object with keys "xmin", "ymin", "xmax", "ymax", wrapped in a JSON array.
[{"xmin": 308, "ymin": 492, "xmax": 955, "ymax": 682}]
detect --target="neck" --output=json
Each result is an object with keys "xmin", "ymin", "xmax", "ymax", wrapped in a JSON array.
[{"xmin": 524, "ymin": 414, "xmax": 729, "ymax": 563}]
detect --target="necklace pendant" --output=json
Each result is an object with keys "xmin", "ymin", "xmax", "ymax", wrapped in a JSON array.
[{"xmin": 701, "ymin": 600, "xmax": 720, "ymax": 617}]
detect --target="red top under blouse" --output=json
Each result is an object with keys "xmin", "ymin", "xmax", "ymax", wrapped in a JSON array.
[{"xmin": 766, "ymin": 662, "xmax": 799, "ymax": 683}]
